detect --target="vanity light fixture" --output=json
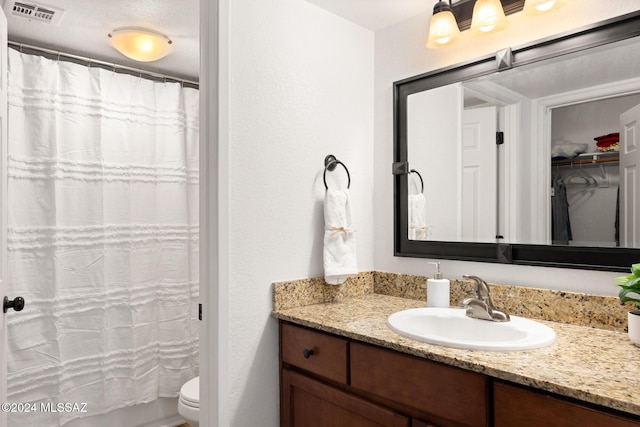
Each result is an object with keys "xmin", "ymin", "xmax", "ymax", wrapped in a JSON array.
[
  {"xmin": 426, "ymin": 0, "xmax": 558, "ymax": 48},
  {"xmin": 426, "ymin": 1, "xmax": 462, "ymax": 48},
  {"xmin": 470, "ymin": 0, "xmax": 508, "ymax": 34},
  {"xmin": 523, "ymin": 0, "xmax": 558, "ymax": 14},
  {"xmin": 108, "ymin": 27, "xmax": 172, "ymax": 62}
]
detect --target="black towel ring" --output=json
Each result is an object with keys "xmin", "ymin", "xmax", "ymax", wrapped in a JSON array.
[
  {"xmin": 410, "ymin": 169, "xmax": 424, "ymax": 193},
  {"xmin": 323, "ymin": 154, "xmax": 351, "ymax": 190}
]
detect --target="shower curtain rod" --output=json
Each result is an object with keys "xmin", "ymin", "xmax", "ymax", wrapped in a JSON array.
[{"xmin": 8, "ymin": 40, "xmax": 199, "ymax": 89}]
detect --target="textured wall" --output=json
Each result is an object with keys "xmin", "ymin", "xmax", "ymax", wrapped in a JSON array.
[
  {"xmin": 225, "ymin": 0, "xmax": 374, "ymax": 425},
  {"xmin": 215, "ymin": 1, "xmax": 640, "ymax": 426}
]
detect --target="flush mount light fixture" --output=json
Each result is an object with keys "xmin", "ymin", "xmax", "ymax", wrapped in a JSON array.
[
  {"xmin": 426, "ymin": 0, "xmax": 558, "ymax": 48},
  {"xmin": 108, "ymin": 27, "xmax": 172, "ymax": 62}
]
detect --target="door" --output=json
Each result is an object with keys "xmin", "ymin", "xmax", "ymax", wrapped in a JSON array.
[
  {"xmin": 462, "ymin": 106, "xmax": 498, "ymax": 242},
  {"xmin": 408, "ymin": 83, "xmax": 462, "ymax": 241},
  {"xmin": 619, "ymin": 104, "xmax": 640, "ymax": 248},
  {"xmin": 0, "ymin": 7, "xmax": 8, "ymax": 427}
]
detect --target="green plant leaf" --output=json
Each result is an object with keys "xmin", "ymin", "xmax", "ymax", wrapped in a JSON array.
[
  {"xmin": 619, "ymin": 287, "xmax": 640, "ymax": 302},
  {"xmin": 617, "ymin": 276, "xmax": 640, "ymax": 288},
  {"xmin": 616, "ymin": 275, "xmax": 634, "ymax": 284},
  {"xmin": 625, "ymin": 276, "xmax": 640, "ymax": 288},
  {"xmin": 616, "ymin": 264, "xmax": 640, "ymax": 306}
]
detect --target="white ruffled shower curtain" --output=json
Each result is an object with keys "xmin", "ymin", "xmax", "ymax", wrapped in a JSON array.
[{"xmin": 5, "ymin": 49, "xmax": 199, "ymax": 426}]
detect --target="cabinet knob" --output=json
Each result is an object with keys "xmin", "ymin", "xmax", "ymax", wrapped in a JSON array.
[
  {"xmin": 3, "ymin": 296, "xmax": 25, "ymax": 313},
  {"xmin": 303, "ymin": 348, "xmax": 315, "ymax": 359}
]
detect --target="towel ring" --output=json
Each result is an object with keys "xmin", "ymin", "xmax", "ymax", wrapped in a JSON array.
[
  {"xmin": 323, "ymin": 154, "xmax": 351, "ymax": 190},
  {"xmin": 410, "ymin": 169, "xmax": 424, "ymax": 193}
]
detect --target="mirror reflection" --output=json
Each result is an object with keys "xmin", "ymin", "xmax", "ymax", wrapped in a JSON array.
[{"xmin": 407, "ymin": 37, "xmax": 640, "ymax": 248}]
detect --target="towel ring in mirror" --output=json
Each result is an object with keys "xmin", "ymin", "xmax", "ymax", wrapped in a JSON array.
[{"xmin": 409, "ymin": 169, "xmax": 424, "ymax": 193}]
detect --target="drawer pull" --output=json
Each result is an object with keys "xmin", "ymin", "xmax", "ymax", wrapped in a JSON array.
[{"xmin": 303, "ymin": 348, "xmax": 315, "ymax": 358}]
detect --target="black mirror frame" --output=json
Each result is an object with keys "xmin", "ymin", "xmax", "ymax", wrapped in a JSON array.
[{"xmin": 394, "ymin": 11, "xmax": 640, "ymax": 272}]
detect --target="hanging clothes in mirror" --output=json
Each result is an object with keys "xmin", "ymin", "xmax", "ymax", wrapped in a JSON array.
[{"xmin": 552, "ymin": 175, "xmax": 572, "ymax": 245}]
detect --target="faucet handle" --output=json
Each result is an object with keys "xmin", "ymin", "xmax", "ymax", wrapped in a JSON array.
[
  {"xmin": 461, "ymin": 275, "xmax": 510, "ymax": 322},
  {"xmin": 463, "ymin": 275, "xmax": 485, "ymax": 284},
  {"xmin": 462, "ymin": 275, "xmax": 489, "ymax": 299}
]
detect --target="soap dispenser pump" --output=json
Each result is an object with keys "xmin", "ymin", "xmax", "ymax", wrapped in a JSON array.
[{"xmin": 426, "ymin": 262, "xmax": 450, "ymax": 308}]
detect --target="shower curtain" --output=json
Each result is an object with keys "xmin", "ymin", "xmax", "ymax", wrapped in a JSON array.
[{"xmin": 5, "ymin": 49, "xmax": 199, "ymax": 426}]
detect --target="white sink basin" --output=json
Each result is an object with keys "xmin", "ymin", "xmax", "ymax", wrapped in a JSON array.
[{"xmin": 388, "ymin": 307, "xmax": 556, "ymax": 351}]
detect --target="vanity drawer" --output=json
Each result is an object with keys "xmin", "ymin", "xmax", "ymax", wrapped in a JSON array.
[
  {"xmin": 280, "ymin": 322, "xmax": 348, "ymax": 384},
  {"xmin": 350, "ymin": 342, "xmax": 488, "ymax": 427},
  {"xmin": 494, "ymin": 382, "xmax": 640, "ymax": 427}
]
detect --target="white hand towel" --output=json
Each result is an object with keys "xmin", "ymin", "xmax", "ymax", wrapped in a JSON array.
[
  {"xmin": 408, "ymin": 193, "xmax": 428, "ymax": 240},
  {"xmin": 323, "ymin": 188, "xmax": 357, "ymax": 285}
]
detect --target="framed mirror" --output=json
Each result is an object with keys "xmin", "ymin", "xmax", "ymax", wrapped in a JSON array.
[{"xmin": 394, "ymin": 11, "xmax": 640, "ymax": 272}]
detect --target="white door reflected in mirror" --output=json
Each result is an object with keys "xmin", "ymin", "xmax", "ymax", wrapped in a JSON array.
[{"xmin": 620, "ymin": 104, "xmax": 640, "ymax": 248}]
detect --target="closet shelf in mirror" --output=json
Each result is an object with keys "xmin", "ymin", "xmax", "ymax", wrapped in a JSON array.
[{"xmin": 552, "ymin": 152, "xmax": 619, "ymax": 167}]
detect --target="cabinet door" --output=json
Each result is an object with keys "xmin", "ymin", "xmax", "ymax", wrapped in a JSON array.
[
  {"xmin": 494, "ymin": 382, "xmax": 640, "ymax": 427},
  {"xmin": 350, "ymin": 342, "xmax": 488, "ymax": 427},
  {"xmin": 281, "ymin": 369, "xmax": 409, "ymax": 427}
]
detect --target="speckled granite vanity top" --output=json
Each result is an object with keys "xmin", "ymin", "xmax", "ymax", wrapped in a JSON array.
[{"xmin": 272, "ymin": 273, "xmax": 640, "ymax": 417}]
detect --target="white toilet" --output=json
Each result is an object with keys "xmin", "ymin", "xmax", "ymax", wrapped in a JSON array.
[{"xmin": 178, "ymin": 376, "xmax": 200, "ymax": 427}]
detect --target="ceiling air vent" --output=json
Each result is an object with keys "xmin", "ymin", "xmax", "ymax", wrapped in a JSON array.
[{"xmin": 7, "ymin": 1, "xmax": 64, "ymax": 26}]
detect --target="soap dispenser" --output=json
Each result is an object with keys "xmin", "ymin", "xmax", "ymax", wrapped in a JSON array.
[{"xmin": 426, "ymin": 262, "xmax": 450, "ymax": 308}]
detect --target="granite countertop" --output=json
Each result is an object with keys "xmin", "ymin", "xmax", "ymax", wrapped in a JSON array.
[{"xmin": 273, "ymin": 293, "xmax": 640, "ymax": 417}]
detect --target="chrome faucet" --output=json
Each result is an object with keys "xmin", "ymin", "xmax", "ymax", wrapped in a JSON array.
[{"xmin": 461, "ymin": 275, "xmax": 510, "ymax": 322}]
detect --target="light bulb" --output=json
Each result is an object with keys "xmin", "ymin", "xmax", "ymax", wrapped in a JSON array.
[
  {"xmin": 536, "ymin": 1, "xmax": 556, "ymax": 11},
  {"xmin": 524, "ymin": 0, "xmax": 559, "ymax": 15},
  {"xmin": 470, "ymin": 0, "xmax": 508, "ymax": 35},
  {"xmin": 479, "ymin": 24, "xmax": 496, "ymax": 33}
]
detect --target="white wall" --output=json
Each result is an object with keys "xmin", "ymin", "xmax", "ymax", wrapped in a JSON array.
[
  {"xmin": 222, "ymin": 0, "xmax": 374, "ymax": 425},
  {"xmin": 373, "ymin": 0, "xmax": 640, "ymax": 295},
  {"xmin": 209, "ymin": 1, "xmax": 640, "ymax": 426}
]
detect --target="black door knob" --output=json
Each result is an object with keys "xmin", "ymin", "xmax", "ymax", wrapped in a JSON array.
[{"xmin": 3, "ymin": 296, "xmax": 25, "ymax": 313}]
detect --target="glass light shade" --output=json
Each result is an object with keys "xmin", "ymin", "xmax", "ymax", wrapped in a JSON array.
[
  {"xmin": 426, "ymin": 10, "xmax": 461, "ymax": 48},
  {"xmin": 523, "ymin": 0, "xmax": 558, "ymax": 14},
  {"xmin": 109, "ymin": 27, "xmax": 172, "ymax": 62},
  {"xmin": 470, "ymin": 0, "xmax": 509, "ymax": 34}
]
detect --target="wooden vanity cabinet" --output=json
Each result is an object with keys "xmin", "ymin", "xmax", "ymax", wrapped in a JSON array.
[
  {"xmin": 279, "ymin": 321, "xmax": 640, "ymax": 427},
  {"xmin": 493, "ymin": 382, "xmax": 640, "ymax": 427},
  {"xmin": 280, "ymin": 321, "xmax": 486, "ymax": 427},
  {"xmin": 280, "ymin": 322, "xmax": 409, "ymax": 427}
]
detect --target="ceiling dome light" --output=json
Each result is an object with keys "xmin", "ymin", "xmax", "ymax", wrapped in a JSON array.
[
  {"xmin": 523, "ymin": 0, "xmax": 559, "ymax": 14},
  {"xmin": 470, "ymin": 0, "xmax": 508, "ymax": 34},
  {"xmin": 108, "ymin": 27, "xmax": 172, "ymax": 62},
  {"xmin": 426, "ymin": 1, "xmax": 461, "ymax": 48}
]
